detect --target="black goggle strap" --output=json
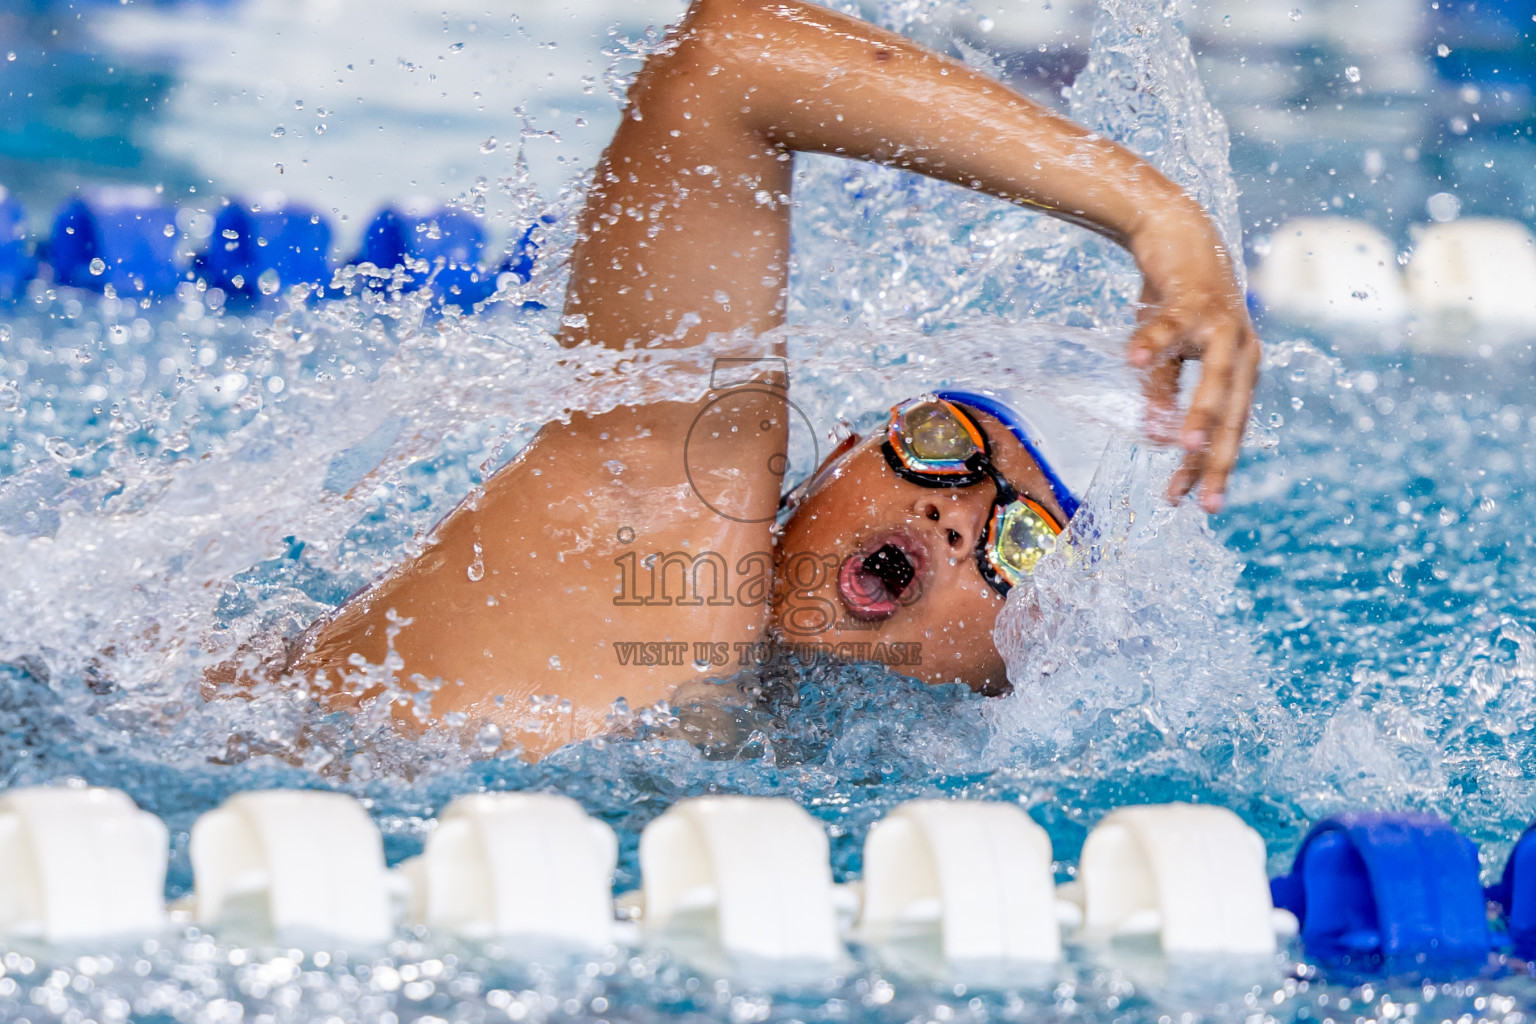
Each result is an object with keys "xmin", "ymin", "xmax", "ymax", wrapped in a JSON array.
[{"xmin": 780, "ymin": 430, "xmax": 862, "ymax": 513}]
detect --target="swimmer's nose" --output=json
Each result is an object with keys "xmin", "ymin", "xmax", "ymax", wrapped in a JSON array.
[{"xmin": 916, "ymin": 498, "xmax": 981, "ymax": 554}]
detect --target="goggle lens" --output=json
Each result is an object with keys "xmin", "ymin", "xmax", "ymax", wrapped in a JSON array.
[
  {"xmin": 883, "ymin": 397, "xmax": 1067, "ymax": 595},
  {"xmin": 889, "ymin": 400, "xmax": 984, "ymax": 474},
  {"xmin": 985, "ymin": 498, "xmax": 1061, "ymax": 588}
]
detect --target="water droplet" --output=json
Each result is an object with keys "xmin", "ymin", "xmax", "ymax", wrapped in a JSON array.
[
  {"xmin": 314, "ymin": 123, "xmax": 327, "ymax": 135},
  {"xmin": 88, "ymin": 257, "xmax": 106, "ymax": 276},
  {"xmin": 449, "ymin": 42, "xmax": 464, "ymax": 53},
  {"xmin": 222, "ymin": 228, "xmax": 240, "ymax": 240},
  {"xmin": 293, "ymin": 99, "xmax": 304, "ymax": 110},
  {"xmin": 561, "ymin": 313, "xmax": 589, "ymax": 330},
  {"xmin": 1437, "ymin": 43, "xmax": 1451, "ymax": 57},
  {"xmin": 1426, "ymin": 191, "xmax": 1462, "ymax": 222},
  {"xmin": 480, "ymin": 137, "xmax": 498, "ymax": 153},
  {"xmin": 272, "ymin": 126, "xmax": 285, "ymax": 137},
  {"xmin": 467, "ymin": 542, "xmax": 485, "ymax": 582},
  {"xmin": 5, "ymin": 52, "xmax": 15, "ymax": 62},
  {"xmin": 1288, "ymin": 8, "xmax": 1301, "ymax": 20},
  {"xmin": 162, "ymin": 223, "xmax": 176, "ymax": 238},
  {"xmin": 1344, "ymin": 66, "xmax": 1360, "ymax": 83},
  {"xmin": 45, "ymin": 437, "xmax": 78, "ymax": 461},
  {"xmin": 475, "ymin": 721, "xmax": 502, "ymax": 753},
  {"xmin": 548, "ymin": 655, "xmax": 563, "ymax": 670},
  {"xmin": 257, "ymin": 268, "xmax": 282, "ymax": 295}
]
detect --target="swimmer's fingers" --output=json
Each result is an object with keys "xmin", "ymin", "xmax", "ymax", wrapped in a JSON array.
[
  {"xmin": 1199, "ymin": 322, "xmax": 1262, "ymax": 511},
  {"xmin": 1129, "ymin": 310, "xmax": 1187, "ymax": 444},
  {"xmin": 1128, "ymin": 307, "xmax": 1181, "ymax": 369},
  {"xmin": 1167, "ymin": 318, "xmax": 1261, "ymax": 512}
]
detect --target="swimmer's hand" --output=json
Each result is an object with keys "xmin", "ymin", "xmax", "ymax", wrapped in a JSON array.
[{"xmin": 1125, "ymin": 203, "xmax": 1261, "ymax": 514}]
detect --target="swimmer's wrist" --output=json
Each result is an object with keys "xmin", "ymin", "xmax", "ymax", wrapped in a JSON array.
[
  {"xmin": 1124, "ymin": 187, "xmax": 1213, "ymax": 244},
  {"xmin": 1124, "ymin": 193, "xmax": 1229, "ymax": 278}
]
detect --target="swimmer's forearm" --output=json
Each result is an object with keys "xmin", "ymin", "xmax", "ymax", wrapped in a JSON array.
[
  {"xmin": 682, "ymin": 0, "xmax": 1204, "ymax": 247},
  {"xmin": 674, "ymin": 0, "xmax": 1257, "ymax": 513}
]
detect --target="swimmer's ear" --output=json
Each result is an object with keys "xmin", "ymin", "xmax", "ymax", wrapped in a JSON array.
[{"xmin": 778, "ymin": 429, "xmax": 862, "ymax": 516}]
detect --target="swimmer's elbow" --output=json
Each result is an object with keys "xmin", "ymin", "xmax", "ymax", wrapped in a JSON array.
[{"xmin": 675, "ymin": 0, "xmax": 783, "ymax": 66}]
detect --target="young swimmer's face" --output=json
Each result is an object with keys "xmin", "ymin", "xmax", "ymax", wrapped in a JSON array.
[{"xmin": 772, "ymin": 406, "xmax": 1068, "ymax": 695}]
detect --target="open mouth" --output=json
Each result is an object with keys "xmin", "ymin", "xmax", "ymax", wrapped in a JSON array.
[{"xmin": 837, "ymin": 532, "xmax": 927, "ymax": 621}]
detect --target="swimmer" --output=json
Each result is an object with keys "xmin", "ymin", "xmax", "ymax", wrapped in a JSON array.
[{"xmin": 281, "ymin": 0, "xmax": 1260, "ymax": 752}]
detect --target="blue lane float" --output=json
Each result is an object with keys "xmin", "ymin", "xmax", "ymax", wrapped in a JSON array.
[
  {"xmin": 1270, "ymin": 813, "xmax": 1490, "ymax": 963},
  {"xmin": 50, "ymin": 189, "xmax": 184, "ymax": 297},
  {"xmin": 1488, "ymin": 822, "xmax": 1536, "ymax": 959},
  {"xmin": 354, "ymin": 203, "xmax": 498, "ymax": 310},
  {"xmin": 498, "ymin": 213, "xmax": 557, "ymax": 311},
  {"xmin": 0, "ymin": 187, "xmax": 550, "ymax": 310},
  {"xmin": 198, "ymin": 199, "xmax": 332, "ymax": 303},
  {"xmin": 0, "ymin": 191, "xmax": 38, "ymax": 302}
]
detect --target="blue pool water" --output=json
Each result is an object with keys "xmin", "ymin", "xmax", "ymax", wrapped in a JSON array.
[{"xmin": 3, "ymin": 0, "xmax": 1536, "ymax": 1020}]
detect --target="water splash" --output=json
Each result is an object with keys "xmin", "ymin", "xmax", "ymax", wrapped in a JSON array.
[
  {"xmin": 0, "ymin": 0, "xmax": 1263, "ymax": 871},
  {"xmin": 5, "ymin": 0, "xmax": 1535, "ymax": 1019}
]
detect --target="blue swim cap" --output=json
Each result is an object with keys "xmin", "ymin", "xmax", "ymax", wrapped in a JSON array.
[{"xmin": 935, "ymin": 389, "xmax": 1085, "ymax": 521}]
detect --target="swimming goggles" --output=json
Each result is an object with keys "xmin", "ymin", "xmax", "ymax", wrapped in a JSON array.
[{"xmin": 881, "ymin": 397, "xmax": 1065, "ymax": 596}]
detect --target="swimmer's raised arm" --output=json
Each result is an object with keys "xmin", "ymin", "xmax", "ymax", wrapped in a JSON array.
[{"xmin": 564, "ymin": 0, "xmax": 1258, "ymax": 511}]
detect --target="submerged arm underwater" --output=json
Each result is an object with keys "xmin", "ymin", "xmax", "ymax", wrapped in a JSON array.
[{"xmin": 277, "ymin": 0, "xmax": 1259, "ymax": 757}]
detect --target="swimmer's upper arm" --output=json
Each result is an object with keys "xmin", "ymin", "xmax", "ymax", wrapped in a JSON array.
[
  {"xmin": 558, "ymin": 3, "xmax": 795, "ymax": 352},
  {"xmin": 561, "ymin": 0, "xmax": 1175, "ymax": 354}
]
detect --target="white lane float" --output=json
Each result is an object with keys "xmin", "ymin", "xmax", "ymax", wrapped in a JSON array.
[
  {"xmin": 190, "ymin": 790, "xmax": 393, "ymax": 943},
  {"xmin": 860, "ymin": 799, "xmax": 1062, "ymax": 963},
  {"xmin": 0, "ymin": 785, "xmax": 167, "ymax": 942},
  {"xmin": 1067, "ymin": 803, "xmax": 1291, "ymax": 955},
  {"xmin": 398, "ymin": 792, "xmax": 617, "ymax": 946},
  {"xmin": 1251, "ymin": 217, "xmax": 1407, "ymax": 325},
  {"xmin": 1406, "ymin": 218, "xmax": 1536, "ymax": 334},
  {"xmin": 0, "ymin": 786, "xmax": 1324, "ymax": 963},
  {"xmin": 639, "ymin": 796, "xmax": 844, "ymax": 962}
]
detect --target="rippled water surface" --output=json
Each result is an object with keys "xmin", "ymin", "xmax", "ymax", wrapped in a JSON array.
[{"xmin": 3, "ymin": 0, "xmax": 1536, "ymax": 1021}]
